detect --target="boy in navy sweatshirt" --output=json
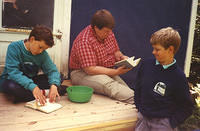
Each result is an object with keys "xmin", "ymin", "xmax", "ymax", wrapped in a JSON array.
[
  {"xmin": 0, "ymin": 25, "xmax": 66, "ymax": 105},
  {"xmin": 134, "ymin": 27, "xmax": 194, "ymax": 131}
]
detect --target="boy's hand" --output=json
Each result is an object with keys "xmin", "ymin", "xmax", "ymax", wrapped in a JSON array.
[
  {"xmin": 33, "ymin": 86, "xmax": 46, "ymax": 105},
  {"xmin": 120, "ymin": 55, "xmax": 129, "ymax": 60},
  {"xmin": 114, "ymin": 51, "xmax": 128, "ymax": 61},
  {"xmin": 48, "ymin": 85, "xmax": 60, "ymax": 103}
]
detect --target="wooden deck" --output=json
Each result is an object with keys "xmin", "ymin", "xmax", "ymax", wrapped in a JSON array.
[{"xmin": 0, "ymin": 80, "xmax": 137, "ymax": 131}]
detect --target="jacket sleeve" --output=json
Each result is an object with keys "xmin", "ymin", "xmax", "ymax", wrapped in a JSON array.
[
  {"xmin": 169, "ymin": 75, "xmax": 194, "ymax": 128},
  {"xmin": 133, "ymin": 61, "xmax": 143, "ymax": 110},
  {"xmin": 6, "ymin": 44, "xmax": 37, "ymax": 91},
  {"xmin": 41, "ymin": 51, "xmax": 61, "ymax": 86}
]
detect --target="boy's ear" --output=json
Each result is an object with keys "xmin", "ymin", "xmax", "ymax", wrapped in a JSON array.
[
  {"xmin": 169, "ymin": 45, "xmax": 175, "ymax": 53},
  {"xmin": 29, "ymin": 36, "xmax": 35, "ymax": 42}
]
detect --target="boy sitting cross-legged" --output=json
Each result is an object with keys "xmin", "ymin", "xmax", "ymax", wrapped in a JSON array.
[{"xmin": 0, "ymin": 25, "xmax": 67, "ymax": 105}]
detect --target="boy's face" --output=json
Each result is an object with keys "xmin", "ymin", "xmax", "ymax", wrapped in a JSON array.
[
  {"xmin": 29, "ymin": 36, "xmax": 49, "ymax": 55},
  {"xmin": 94, "ymin": 26, "xmax": 112, "ymax": 41},
  {"xmin": 152, "ymin": 44, "xmax": 174, "ymax": 65}
]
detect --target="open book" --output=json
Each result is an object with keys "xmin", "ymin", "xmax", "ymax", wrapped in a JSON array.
[
  {"xmin": 114, "ymin": 56, "xmax": 141, "ymax": 68},
  {"xmin": 25, "ymin": 98, "xmax": 62, "ymax": 113}
]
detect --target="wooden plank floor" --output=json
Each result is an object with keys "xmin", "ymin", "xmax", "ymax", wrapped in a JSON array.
[{"xmin": 0, "ymin": 80, "xmax": 137, "ymax": 131}]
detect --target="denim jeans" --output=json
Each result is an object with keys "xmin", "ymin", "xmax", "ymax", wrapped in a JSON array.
[{"xmin": 2, "ymin": 74, "xmax": 64, "ymax": 103}]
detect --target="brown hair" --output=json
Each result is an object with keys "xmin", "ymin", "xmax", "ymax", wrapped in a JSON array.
[
  {"xmin": 29, "ymin": 25, "xmax": 54, "ymax": 47},
  {"xmin": 91, "ymin": 9, "xmax": 115, "ymax": 30},
  {"xmin": 150, "ymin": 27, "xmax": 181, "ymax": 54}
]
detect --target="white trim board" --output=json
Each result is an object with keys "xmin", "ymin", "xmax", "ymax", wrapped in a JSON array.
[{"xmin": 184, "ymin": 0, "xmax": 198, "ymax": 77}]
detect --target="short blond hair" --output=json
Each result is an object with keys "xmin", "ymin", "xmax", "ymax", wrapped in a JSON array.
[{"xmin": 150, "ymin": 27, "xmax": 181, "ymax": 54}]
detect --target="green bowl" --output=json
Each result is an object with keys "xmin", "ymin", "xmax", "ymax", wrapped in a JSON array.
[{"xmin": 66, "ymin": 86, "xmax": 94, "ymax": 103}]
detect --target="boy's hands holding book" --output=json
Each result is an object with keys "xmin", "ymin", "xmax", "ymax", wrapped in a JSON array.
[
  {"xmin": 114, "ymin": 56, "xmax": 141, "ymax": 69},
  {"xmin": 33, "ymin": 85, "xmax": 60, "ymax": 105}
]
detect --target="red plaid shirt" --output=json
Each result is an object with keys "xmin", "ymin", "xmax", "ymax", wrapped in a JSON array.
[{"xmin": 69, "ymin": 25, "xmax": 120, "ymax": 69}]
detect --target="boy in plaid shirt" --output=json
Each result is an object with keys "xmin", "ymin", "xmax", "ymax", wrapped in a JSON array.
[{"xmin": 69, "ymin": 9, "xmax": 134, "ymax": 103}]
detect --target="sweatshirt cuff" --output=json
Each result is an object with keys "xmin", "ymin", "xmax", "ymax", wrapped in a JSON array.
[
  {"xmin": 29, "ymin": 83, "xmax": 37, "ymax": 91},
  {"xmin": 50, "ymin": 82, "xmax": 60, "ymax": 87}
]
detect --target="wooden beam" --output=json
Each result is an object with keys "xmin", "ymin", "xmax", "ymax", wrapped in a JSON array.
[{"xmin": 64, "ymin": 119, "xmax": 137, "ymax": 131}]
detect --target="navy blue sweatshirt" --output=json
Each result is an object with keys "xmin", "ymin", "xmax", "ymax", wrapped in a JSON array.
[{"xmin": 134, "ymin": 58, "xmax": 194, "ymax": 128}]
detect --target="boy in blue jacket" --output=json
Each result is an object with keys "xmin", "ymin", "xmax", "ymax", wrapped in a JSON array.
[
  {"xmin": 134, "ymin": 27, "xmax": 194, "ymax": 131},
  {"xmin": 0, "ymin": 25, "xmax": 66, "ymax": 105}
]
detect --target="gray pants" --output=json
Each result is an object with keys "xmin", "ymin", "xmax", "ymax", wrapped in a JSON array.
[
  {"xmin": 135, "ymin": 112, "xmax": 178, "ymax": 131},
  {"xmin": 70, "ymin": 70, "xmax": 134, "ymax": 104}
]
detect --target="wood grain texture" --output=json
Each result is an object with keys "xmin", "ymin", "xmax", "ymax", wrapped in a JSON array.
[{"xmin": 0, "ymin": 80, "xmax": 137, "ymax": 131}]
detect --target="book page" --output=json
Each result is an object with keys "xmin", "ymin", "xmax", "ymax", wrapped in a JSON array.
[
  {"xmin": 129, "ymin": 58, "xmax": 141, "ymax": 67},
  {"xmin": 25, "ymin": 99, "xmax": 62, "ymax": 113},
  {"xmin": 114, "ymin": 56, "xmax": 141, "ymax": 68},
  {"xmin": 115, "ymin": 56, "xmax": 135, "ymax": 65}
]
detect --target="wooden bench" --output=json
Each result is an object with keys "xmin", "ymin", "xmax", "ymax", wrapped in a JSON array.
[{"xmin": 0, "ymin": 80, "xmax": 137, "ymax": 131}]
